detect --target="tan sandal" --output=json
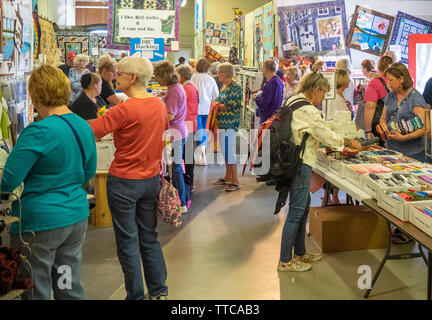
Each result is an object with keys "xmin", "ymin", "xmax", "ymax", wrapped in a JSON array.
[{"xmin": 212, "ymin": 178, "xmax": 228, "ymax": 185}]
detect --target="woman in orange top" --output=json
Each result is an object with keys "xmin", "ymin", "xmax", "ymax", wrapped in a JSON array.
[
  {"xmin": 176, "ymin": 64, "xmax": 199, "ymax": 193},
  {"xmin": 90, "ymin": 57, "xmax": 169, "ymax": 300}
]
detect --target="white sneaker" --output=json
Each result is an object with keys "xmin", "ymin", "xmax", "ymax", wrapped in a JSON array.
[{"xmin": 180, "ymin": 206, "xmax": 188, "ymax": 214}]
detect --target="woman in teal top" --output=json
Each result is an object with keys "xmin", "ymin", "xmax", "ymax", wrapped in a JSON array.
[
  {"xmin": 212, "ymin": 62, "xmax": 243, "ymax": 192},
  {"xmin": 1, "ymin": 65, "xmax": 97, "ymax": 300}
]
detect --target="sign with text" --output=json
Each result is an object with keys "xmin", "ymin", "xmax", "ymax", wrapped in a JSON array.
[
  {"xmin": 321, "ymin": 71, "xmax": 336, "ymax": 100},
  {"xmin": 130, "ymin": 38, "xmax": 165, "ymax": 62},
  {"xmin": 118, "ymin": 9, "xmax": 176, "ymax": 39}
]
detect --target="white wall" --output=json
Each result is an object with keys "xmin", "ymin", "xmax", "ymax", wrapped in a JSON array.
[
  {"xmin": 206, "ymin": 0, "xmax": 270, "ymax": 24},
  {"xmin": 275, "ymin": 0, "xmax": 432, "ymax": 69},
  {"xmin": 37, "ymin": 0, "xmax": 75, "ymax": 26}
]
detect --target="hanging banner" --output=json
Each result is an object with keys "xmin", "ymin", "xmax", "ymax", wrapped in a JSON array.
[
  {"xmin": 130, "ymin": 38, "xmax": 165, "ymax": 62},
  {"xmin": 118, "ymin": 9, "xmax": 176, "ymax": 39},
  {"xmin": 107, "ymin": 0, "xmax": 180, "ymax": 52}
]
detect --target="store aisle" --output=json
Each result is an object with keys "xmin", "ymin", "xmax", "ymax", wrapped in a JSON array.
[{"xmin": 81, "ymin": 165, "xmax": 429, "ymax": 300}]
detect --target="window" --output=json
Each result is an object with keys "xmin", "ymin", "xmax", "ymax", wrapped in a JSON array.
[{"xmin": 335, "ymin": 7, "xmax": 341, "ymax": 14}]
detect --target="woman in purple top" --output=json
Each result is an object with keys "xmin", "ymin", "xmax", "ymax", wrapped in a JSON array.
[
  {"xmin": 154, "ymin": 61, "xmax": 188, "ymax": 212},
  {"xmin": 254, "ymin": 59, "xmax": 285, "ymax": 124}
]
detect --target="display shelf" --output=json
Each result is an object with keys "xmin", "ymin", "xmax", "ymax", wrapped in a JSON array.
[
  {"xmin": 313, "ymin": 165, "xmax": 372, "ymax": 202},
  {"xmin": 0, "ymin": 289, "xmax": 25, "ymax": 300}
]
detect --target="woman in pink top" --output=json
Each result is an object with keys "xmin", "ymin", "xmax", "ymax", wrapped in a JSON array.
[
  {"xmin": 154, "ymin": 61, "xmax": 188, "ymax": 213},
  {"xmin": 176, "ymin": 64, "xmax": 199, "ymax": 194},
  {"xmin": 90, "ymin": 57, "xmax": 168, "ymax": 300}
]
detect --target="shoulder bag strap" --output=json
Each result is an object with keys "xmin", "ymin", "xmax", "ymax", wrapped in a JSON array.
[
  {"xmin": 55, "ymin": 115, "xmax": 86, "ymax": 168},
  {"xmin": 377, "ymin": 77, "xmax": 389, "ymax": 93}
]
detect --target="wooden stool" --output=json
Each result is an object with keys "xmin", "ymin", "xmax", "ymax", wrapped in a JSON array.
[{"xmin": 89, "ymin": 171, "xmax": 113, "ymax": 228}]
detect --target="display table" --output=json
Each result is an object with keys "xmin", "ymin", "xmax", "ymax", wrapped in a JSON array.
[
  {"xmin": 362, "ymin": 199, "xmax": 432, "ymax": 300},
  {"xmin": 89, "ymin": 170, "xmax": 112, "ymax": 228},
  {"xmin": 313, "ymin": 165, "xmax": 372, "ymax": 202}
]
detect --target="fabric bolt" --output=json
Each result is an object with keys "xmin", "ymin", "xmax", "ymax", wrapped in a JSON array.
[
  {"xmin": 106, "ymin": 174, "xmax": 168, "ymax": 300},
  {"xmin": 255, "ymin": 75, "xmax": 284, "ymax": 124},
  {"xmin": 323, "ymin": 94, "xmax": 350, "ymax": 120},
  {"xmin": 385, "ymin": 89, "xmax": 427, "ymax": 156},
  {"xmin": 1, "ymin": 114, "xmax": 97, "ymax": 234},
  {"xmin": 215, "ymin": 82, "xmax": 243, "ymax": 131},
  {"xmin": 191, "ymin": 73, "xmax": 219, "ymax": 115},
  {"xmin": 424, "ymin": 77, "xmax": 432, "ymax": 106},
  {"xmin": 183, "ymin": 81, "xmax": 199, "ymax": 133},
  {"xmin": 288, "ymin": 94, "xmax": 344, "ymax": 168},
  {"xmin": 164, "ymin": 83, "xmax": 187, "ymax": 140},
  {"xmin": 280, "ymin": 164, "xmax": 312, "ymax": 263},
  {"xmin": 69, "ymin": 68, "xmax": 90, "ymax": 102},
  {"xmin": 10, "ymin": 219, "xmax": 88, "ymax": 300},
  {"xmin": 90, "ymin": 97, "xmax": 168, "ymax": 180}
]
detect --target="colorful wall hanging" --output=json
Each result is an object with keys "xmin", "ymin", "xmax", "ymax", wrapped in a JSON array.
[
  {"xmin": 205, "ymin": 45, "xmax": 222, "ymax": 61},
  {"xmin": 346, "ymin": 6, "xmax": 394, "ymax": 56},
  {"xmin": 205, "ymin": 22, "xmax": 231, "ymax": 47},
  {"xmin": 254, "ymin": 7, "xmax": 263, "ymax": 69},
  {"xmin": 262, "ymin": 2, "xmax": 275, "ymax": 61},
  {"xmin": 107, "ymin": 0, "xmax": 180, "ymax": 52},
  {"xmin": 244, "ymin": 12, "xmax": 254, "ymax": 66},
  {"xmin": 38, "ymin": 17, "xmax": 60, "ymax": 66},
  {"xmin": 90, "ymin": 32, "xmax": 107, "ymax": 56},
  {"xmin": 57, "ymin": 33, "xmax": 90, "ymax": 62},
  {"xmin": 408, "ymin": 34, "xmax": 432, "ymax": 94},
  {"xmin": 389, "ymin": 11, "xmax": 432, "ymax": 64},
  {"xmin": 278, "ymin": 0, "xmax": 349, "ymax": 57}
]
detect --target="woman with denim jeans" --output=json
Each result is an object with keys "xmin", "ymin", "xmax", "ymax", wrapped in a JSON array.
[
  {"xmin": 154, "ymin": 61, "xmax": 188, "ymax": 213},
  {"xmin": 1, "ymin": 64, "xmax": 97, "ymax": 299},
  {"xmin": 90, "ymin": 57, "xmax": 169, "ymax": 300},
  {"xmin": 278, "ymin": 69, "xmax": 362, "ymax": 272}
]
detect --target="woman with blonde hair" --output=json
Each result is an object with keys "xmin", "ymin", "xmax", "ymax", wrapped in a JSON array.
[
  {"xmin": 2, "ymin": 64, "xmax": 97, "ymax": 299},
  {"xmin": 97, "ymin": 55, "xmax": 121, "ymax": 107},
  {"xmin": 69, "ymin": 54, "xmax": 90, "ymax": 103},
  {"xmin": 90, "ymin": 57, "xmax": 169, "ymax": 300},
  {"xmin": 335, "ymin": 58, "xmax": 354, "ymax": 106},
  {"xmin": 278, "ymin": 69, "xmax": 361, "ymax": 272},
  {"xmin": 188, "ymin": 58, "xmax": 197, "ymax": 72},
  {"xmin": 283, "ymin": 66, "xmax": 301, "ymax": 101}
]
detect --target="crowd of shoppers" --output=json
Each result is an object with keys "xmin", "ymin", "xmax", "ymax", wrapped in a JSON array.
[{"xmin": 4, "ymin": 44, "xmax": 432, "ymax": 301}]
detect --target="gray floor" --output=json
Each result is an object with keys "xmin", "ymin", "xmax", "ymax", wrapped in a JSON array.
[{"xmin": 81, "ymin": 165, "xmax": 429, "ymax": 300}]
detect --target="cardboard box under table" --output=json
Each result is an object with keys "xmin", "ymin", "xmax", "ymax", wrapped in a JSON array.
[{"xmin": 309, "ymin": 205, "xmax": 387, "ymax": 252}]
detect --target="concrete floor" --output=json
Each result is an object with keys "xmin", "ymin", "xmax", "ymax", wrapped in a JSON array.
[{"xmin": 81, "ymin": 165, "xmax": 430, "ymax": 300}]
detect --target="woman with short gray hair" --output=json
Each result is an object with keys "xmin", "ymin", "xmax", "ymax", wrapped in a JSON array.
[
  {"xmin": 90, "ymin": 56, "xmax": 169, "ymax": 300},
  {"xmin": 69, "ymin": 54, "xmax": 91, "ymax": 103}
]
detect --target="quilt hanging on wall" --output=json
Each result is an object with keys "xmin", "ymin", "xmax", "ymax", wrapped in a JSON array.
[
  {"xmin": 244, "ymin": 12, "xmax": 254, "ymax": 66},
  {"xmin": 389, "ymin": 11, "xmax": 432, "ymax": 64},
  {"xmin": 57, "ymin": 33, "xmax": 90, "ymax": 62},
  {"xmin": 262, "ymin": 2, "xmax": 275, "ymax": 62},
  {"xmin": 38, "ymin": 17, "xmax": 60, "ymax": 66},
  {"xmin": 346, "ymin": 6, "xmax": 394, "ymax": 56},
  {"xmin": 254, "ymin": 7, "xmax": 263, "ymax": 69},
  {"xmin": 107, "ymin": 0, "xmax": 180, "ymax": 51},
  {"xmin": 278, "ymin": 0, "xmax": 349, "ymax": 57},
  {"xmin": 205, "ymin": 22, "xmax": 232, "ymax": 46}
]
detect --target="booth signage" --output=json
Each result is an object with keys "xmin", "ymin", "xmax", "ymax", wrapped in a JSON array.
[
  {"xmin": 130, "ymin": 38, "xmax": 165, "ymax": 62},
  {"xmin": 118, "ymin": 9, "xmax": 176, "ymax": 39}
]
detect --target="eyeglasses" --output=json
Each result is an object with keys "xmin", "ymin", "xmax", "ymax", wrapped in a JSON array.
[{"xmin": 117, "ymin": 72, "xmax": 132, "ymax": 77}]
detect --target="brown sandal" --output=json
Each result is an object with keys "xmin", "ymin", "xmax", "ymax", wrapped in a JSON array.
[{"xmin": 212, "ymin": 179, "xmax": 228, "ymax": 185}]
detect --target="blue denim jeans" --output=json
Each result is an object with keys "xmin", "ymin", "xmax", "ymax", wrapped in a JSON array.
[
  {"xmin": 196, "ymin": 115, "xmax": 208, "ymax": 146},
  {"xmin": 11, "ymin": 219, "xmax": 88, "ymax": 300},
  {"xmin": 280, "ymin": 164, "xmax": 312, "ymax": 263},
  {"xmin": 172, "ymin": 138, "xmax": 186, "ymax": 206},
  {"xmin": 106, "ymin": 173, "xmax": 168, "ymax": 300}
]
